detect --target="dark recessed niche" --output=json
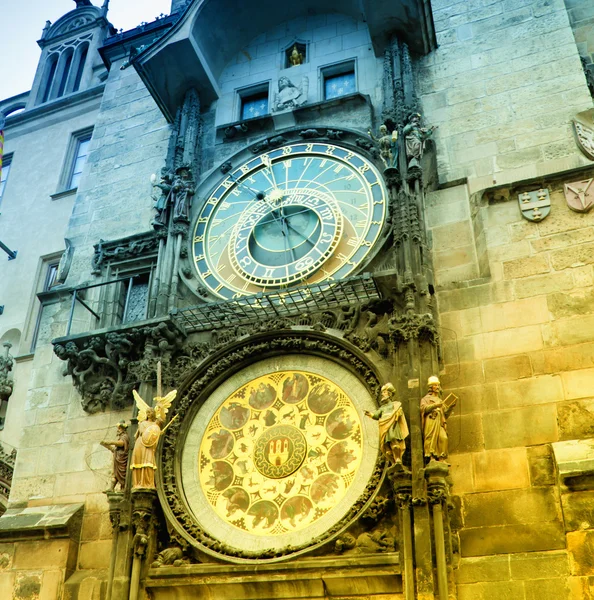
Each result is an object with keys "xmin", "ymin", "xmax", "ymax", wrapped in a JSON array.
[{"xmin": 285, "ymin": 42, "xmax": 307, "ymax": 68}]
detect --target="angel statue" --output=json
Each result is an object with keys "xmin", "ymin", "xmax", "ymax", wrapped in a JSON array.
[{"xmin": 131, "ymin": 379, "xmax": 177, "ymax": 489}]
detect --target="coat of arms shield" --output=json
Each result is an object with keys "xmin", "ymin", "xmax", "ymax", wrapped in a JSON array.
[
  {"xmin": 518, "ymin": 189, "xmax": 550, "ymax": 222},
  {"xmin": 564, "ymin": 179, "xmax": 594, "ymax": 213},
  {"xmin": 572, "ymin": 108, "xmax": 594, "ymax": 161}
]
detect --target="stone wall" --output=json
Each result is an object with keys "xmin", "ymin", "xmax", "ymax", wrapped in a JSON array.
[
  {"xmin": 426, "ymin": 176, "xmax": 594, "ymax": 598},
  {"xmin": 565, "ymin": 0, "xmax": 594, "ymax": 67},
  {"xmin": 418, "ymin": 0, "xmax": 593, "ymax": 188}
]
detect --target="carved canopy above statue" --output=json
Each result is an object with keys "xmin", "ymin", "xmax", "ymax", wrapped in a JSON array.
[{"xmin": 133, "ymin": 0, "xmax": 436, "ymax": 121}]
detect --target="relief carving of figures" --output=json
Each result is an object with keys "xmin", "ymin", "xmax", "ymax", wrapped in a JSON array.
[
  {"xmin": 100, "ymin": 421, "xmax": 130, "ymax": 491},
  {"xmin": 272, "ymin": 76, "xmax": 308, "ymax": 112},
  {"xmin": 365, "ymin": 383, "xmax": 409, "ymax": 466},
  {"xmin": 403, "ymin": 113, "xmax": 436, "ymax": 172},
  {"xmin": 420, "ymin": 376, "xmax": 458, "ymax": 463},
  {"xmin": 151, "ymin": 168, "xmax": 174, "ymax": 229},
  {"xmin": 368, "ymin": 124, "xmax": 399, "ymax": 172},
  {"xmin": 131, "ymin": 388, "xmax": 177, "ymax": 489},
  {"xmin": 171, "ymin": 165, "xmax": 195, "ymax": 223}
]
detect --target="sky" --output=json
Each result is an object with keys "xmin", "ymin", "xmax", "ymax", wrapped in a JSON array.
[{"xmin": 2, "ymin": 0, "xmax": 172, "ymax": 100}]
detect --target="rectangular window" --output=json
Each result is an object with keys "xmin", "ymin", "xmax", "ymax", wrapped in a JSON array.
[
  {"xmin": 30, "ymin": 256, "xmax": 62, "ymax": 352},
  {"xmin": 238, "ymin": 84, "xmax": 270, "ymax": 121},
  {"xmin": 0, "ymin": 154, "xmax": 12, "ymax": 205},
  {"xmin": 322, "ymin": 61, "xmax": 356, "ymax": 100},
  {"xmin": 68, "ymin": 134, "xmax": 91, "ymax": 189}
]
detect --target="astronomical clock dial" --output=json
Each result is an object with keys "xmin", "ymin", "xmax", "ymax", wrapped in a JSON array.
[
  {"xmin": 192, "ymin": 142, "xmax": 387, "ymax": 299},
  {"xmin": 179, "ymin": 355, "xmax": 380, "ymax": 558}
]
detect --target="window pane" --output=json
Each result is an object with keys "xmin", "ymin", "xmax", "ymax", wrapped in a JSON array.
[
  {"xmin": 68, "ymin": 135, "xmax": 91, "ymax": 189},
  {"xmin": 324, "ymin": 72, "xmax": 356, "ymax": 100},
  {"xmin": 241, "ymin": 94, "xmax": 269, "ymax": 120},
  {"xmin": 123, "ymin": 280, "xmax": 149, "ymax": 323}
]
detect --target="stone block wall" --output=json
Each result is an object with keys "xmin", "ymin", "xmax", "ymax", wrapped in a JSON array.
[
  {"xmin": 426, "ymin": 177, "xmax": 594, "ymax": 597},
  {"xmin": 565, "ymin": 0, "xmax": 594, "ymax": 66},
  {"xmin": 418, "ymin": 0, "xmax": 593, "ymax": 188}
]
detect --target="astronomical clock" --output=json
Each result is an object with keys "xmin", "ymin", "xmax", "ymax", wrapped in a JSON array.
[{"xmin": 161, "ymin": 132, "xmax": 394, "ymax": 563}]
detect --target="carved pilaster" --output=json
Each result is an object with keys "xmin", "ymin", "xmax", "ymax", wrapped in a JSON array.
[{"xmin": 0, "ymin": 343, "xmax": 14, "ymax": 404}]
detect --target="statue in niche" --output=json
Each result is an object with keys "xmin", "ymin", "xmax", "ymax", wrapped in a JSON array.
[
  {"xmin": 420, "ymin": 376, "xmax": 458, "ymax": 463},
  {"xmin": 272, "ymin": 76, "xmax": 309, "ymax": 112},
  {"xmin": 288, "ymin": 44, "xmax": 305, "ymax": 66},
  {"xmin": 150, "ymin": 167, "xmax": 173, "ymax": 229},
  {"xmin": 403, "ymin": 113, "xmax": 436, "ymax": 172},
  {"xmin": 100, "ymin": 421, "xmax": 130, "ymax": 491},
  {"xmin": 130, "ymin": 387, "xmax": 177, "ymax": 489},
  {"xmin": 368, "ymin": 124, "xmax": 399, "ymax": 172},
  {"xmin": 364, "ymin": 383, "xmax": 409, "ymax": 466},
  {"xmin": 171, "ymin": 165, "xmax": 195, "ymax": 223}
]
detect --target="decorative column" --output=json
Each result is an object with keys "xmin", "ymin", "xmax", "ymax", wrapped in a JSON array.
[{"xmin": 391, "ymin": 471, "xmax": 414, "ymax": 600}]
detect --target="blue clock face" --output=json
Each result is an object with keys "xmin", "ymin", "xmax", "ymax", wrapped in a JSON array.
[{"xmin": 193, "ymin": 142, "xmax": 387, "ymax": 299}]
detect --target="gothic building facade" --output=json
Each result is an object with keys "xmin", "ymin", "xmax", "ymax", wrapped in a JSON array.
[{"xmin": 0, "ymin": 0, "xmax": 594, "ymax": 598}]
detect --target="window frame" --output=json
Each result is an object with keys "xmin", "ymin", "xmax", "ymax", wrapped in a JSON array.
[
  {"xmin": 0, "ymin": 153, "xmax": 13, "ymax": 208},
  {"xmin": 320, "ymin": 59, "xmax": 357, "ymax": 101},
  {"xmin": 236, "ymin": 82, "xmax": 271, "ymax": 122},
  {"xmin": 56, "ymin": 127, "xmax": 93, "ymax": 195}
]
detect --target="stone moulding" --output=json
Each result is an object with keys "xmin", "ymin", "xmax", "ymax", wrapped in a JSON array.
[
  {"xmin": 91, "ymin": 230, "xmax": 159, "ymax": 274},
  {"xmin": 158, "ymin": 330, "xmax": 387, "ymax": 563}
]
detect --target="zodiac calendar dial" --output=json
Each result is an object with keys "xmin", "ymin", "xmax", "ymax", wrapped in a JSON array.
[
  {"xmin": 197, "ymin": 370, "xmax": 363, "ymax": 536},
  {"xmin": 192, "ymin": 142, "xmax": 387, "ymax": 299}
]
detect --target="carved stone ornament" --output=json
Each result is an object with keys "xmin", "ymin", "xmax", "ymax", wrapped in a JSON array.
[
  {"xmin": 518, "ymin": 188, "xmax": 551, "ymax": 222},
  {"xmin": 91, "ymin": 231, "xmax": 159, "ymax": 274},
  {"xmin": 272, "ymin": 76, "xmax": 308, "ymax": 112},
  {"xmin": 572, "ymin": 108, "xmax": 594, "ymax": 161},
  {"xmin": 159, "ymin": 331, "xmax": 386, "ymax": 563},
  {"xmin": 564, "ymin": 179, "xmax": 594, "ymax": 213},
  {"xmin": 0, "ymin": 343, "xmax": 14, "ymax": 403}
]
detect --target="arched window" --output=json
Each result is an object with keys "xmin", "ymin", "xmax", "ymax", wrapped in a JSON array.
[
  {"xmin": 57, "ymin": 48, "xmax": 74, "ymax": 98},
  {"xmin": 41, "ymin": 54, "xmax": 59, "ymax": 103},
  {"xmin": 72, "ymin": 42, "xmax": 89, "ymax": 93}
]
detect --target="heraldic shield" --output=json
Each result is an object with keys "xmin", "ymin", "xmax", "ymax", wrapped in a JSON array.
[
  {"xmin": 518, "ymin": 189, "xmax": 551, "ymax": 222},
  {"xmin": 572, "ymin": 108, "xmax": 594, "ymax": 161},
  {"xmin": 564, "ymin": 179, "xmax": 594, "ymax": 213}
]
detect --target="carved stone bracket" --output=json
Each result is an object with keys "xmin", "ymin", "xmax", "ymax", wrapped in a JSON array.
[
  {"xmin": 159, "ymin": 331, "xmax": 385, "ymax": 562},
  {"xmin": 0, "ymin": 444, "xmax": 16, "ymax": 503},
  {"xmin": 53, "ymin": 319, "xmax": 186, "ymax": 413}
]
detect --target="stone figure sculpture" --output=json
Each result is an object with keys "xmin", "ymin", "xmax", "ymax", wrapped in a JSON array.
[
  {"xmin": 364, "ymin": 383, "xmax": 409, "ymax": 465},
  {"xmin": 130, "ymin": 387, "xmax": 177, "ymax": 489},
  {"xmin": 403, "ymin": 113, "xmax": 436, "ymax": 171},
  {"xmin": 368, "ymin": 124, "xmax": 398, "ymax": 171},
  {"xmin": 171, "ymin": 166, "xmax": 195, "ymax": 223},
  {"xmin": 151, "ymin": 168, "xmax": 173, "ymax": 229},
  {"xmin": 272, "ymin": 76, "xmax": 308, "ymax": 112},
  {"xmin": 100, "ymin": 421, "xmax": 130, "ymax": 491},
  {"xmin": 420, "ymin": 376, "xmax": 457, "ymax": 462}
]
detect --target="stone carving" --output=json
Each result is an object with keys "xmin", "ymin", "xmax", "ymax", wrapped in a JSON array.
[
  {"xmin": 56, "ymin": 238, "xmax": 74, "ymax": 285},
  {"xmin": 0, "ymin": 343, "xmax": 14, "ymax": 403},
  {"xmin": 356, "ymin": 525, "xmax": 395, "ymax": 553},
  {"xmin": 368, "ymin": 124, "xmax": 399, "ymax": 172},
  {"xmin": 100, "ymin": 421, "xmax": 130, "ymax": 491},
  {"xmin": 564, "ymin": 179, "xmax": 594, "ymax": 213},
  {"xmin": 171, "ymin": 165, "xmax": 195, "ymax": 223},
  {"xmin": 54, "ymin": 320, "xmax": 184, "ymax": 413},
  {"xmin": 572, "ymin": 109, "xmax": 594, "ymax": 161},
  {"xmin": 362, "ymin": 493, "xmax": 391, "ymax": 522},
  {"xmin": 91, "ymin": 231, "xmax": 159, "ymax": 274},
  {"xmin": 160, "ymin": 333, "xmax": 384, "ymax": 561},
  {"xmin": 335, "ymin": 532, "xmax": 356, "ymax": 553},
  {"xmin": 403, "ymin": 113, "xmax": 435, "ymax": 174},
  {"xmin": 365, "ymin": 383, "xmax": 409, "ymax": 466},
  {"xmin": 151, "ymin": 544, "xmax": 192, "ymax": 567},
  {"xmin": 288, "ymin": 44, "xmax": 304, "ymax": 66},
  {"xmin": 131, "ymin": 387, "xmax": 177, "ymax": 489},
  {"xmin": 420, "ymin": 376, "xmax": 458, "ymax": 463},
  {"xmin": 272, "ymin": 76, "xmax": 308, "ymax": 112},
  {"xmin": 581, "ymin": 57, "xmax": 594, "ymax": 99},
  {"xmin": 299, "ymin": 128, "xmax": 323, "ymax": 139},
  {"xmin": 150, "ymin": 168, "xmax": 174, "ymax": 229},
  {"xmin": 0, "ymin": 444, "xmax": 16, "ymax": 501},
  {"xmin": 355, "ymin": 137, "xmax": 379, "ymax": 158},
  {"xmin": 517, "ymin": 188, "xmax": 551, "ymax": 222},
  {"xmin": 220, "ymin": 160, "xmax": 232, "ymax": 174}
]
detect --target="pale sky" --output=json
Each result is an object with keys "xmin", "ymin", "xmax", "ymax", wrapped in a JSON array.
[{"xmin": 2, "ymin": 0, "xmax": 172, "ymax": 101}]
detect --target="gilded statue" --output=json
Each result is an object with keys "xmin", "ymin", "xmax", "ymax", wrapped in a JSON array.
[
  {"xmin": 420, "ymin": 376, "xmax": 457, "ymax": 463},
  {"xmin": 365, "ymin": 383, "xmax": 409, "ymax": 466},
  {"xmin": 100, "ymin": 420, "xmax": 130, "ymax": 491},
  {"xmin": 130, "ymin": 385, "xmax": 177, "ymax": 489},
  {"xmin": 289, "ymin": 44, "xmax": 304, "ymax": 66},
  {"xmin": 368, "ymin": 124, "xmax": 398, "ymax": 171}
]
